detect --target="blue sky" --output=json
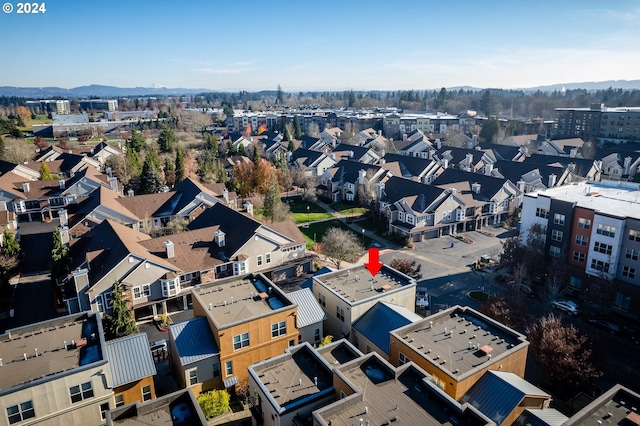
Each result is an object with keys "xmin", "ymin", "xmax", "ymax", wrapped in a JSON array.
[{"xmin": 1, "ymin": 0, "xmax": 638, "ymax": 91}]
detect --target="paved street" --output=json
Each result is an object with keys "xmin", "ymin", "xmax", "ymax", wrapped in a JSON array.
[{"xmin": 0, "ymin": 274, "xmax": 56, "ymax": 334}]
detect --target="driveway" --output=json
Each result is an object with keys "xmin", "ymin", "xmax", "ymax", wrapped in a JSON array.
[{"xmin": 17, "ymin": 220, "xmax": 60, "ymax": 275}]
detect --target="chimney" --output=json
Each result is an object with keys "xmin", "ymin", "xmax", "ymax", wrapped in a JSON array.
[
  {"xmin": 109, "ymin": 177, "xmax": 118, "ymax": 193},
  {"xmin": 222, "ymin": 188, "xmax": 229, "ymax": 201},
  {"xmin": 164, "ymin": 240, "xmax": 175, "ymax": 259},
  {"xmin": 441, "ymin": 158, "xmax": 449, "ymax": 169},
  {"xmin": 568, "ymin": 163, "xmax": 576, "ymax": 173},
  {"xmin": 358, "ymin": 169, "xmax": 366, "ymax": 184},
  {"xmin": 624, "ymin": 156, "xmax": 632, "ymax": 174},
  {"xmin": 402, "ymin": 133, "xmax": 407, "ymax": 141},
  {"xmin": 58, "ymin": 209, "xmax": 68, "ymax": 227},
  {"xmin": 569, "ymin": 147, "xmax": 577, "ymax": 158},
  {"xmin": 127, "ymin": 189, "xmax": 134, "ymax": 197},
  {"xmin": 106, "ymin": 167, "xmax": 112, "ymax": 177},
  {"xmin": 517, "ymin": 179, "xmax": 525, "ymax": 192},
  {"xmin": 215, "ymin": 229, "xmax": 226, "ymax": 247},
  {"xmin": 436, "ymin": 139, "xmax": 442, "ymax": 149},
  {"xmin": 59, "ymin": 226, "xmax": 70, "ymax": 245},
  {"xmin": 376, "ymin": 182, "xmax": 385, "ymax": 200},
  {"xmin": 162, "ymin": 185, "xmax": 170, "ymax": 192},
  {"xmin": 348, "ymin": 150, "xmax": 354, "ymax": 158},
  {"xmin": 466, "ymin": 153, "xmax": 473, "ymax": 166},
  {"xmin": 244, "ymin": 201, "xmax": 253, "ymax": 217},
  {"xmin": 484, "ymin": 163, "xmax": 493, "ymax": 176},
  {"xmin": 379, "ymin": 158, "xmax": 386, "ymax": 165},
  {"xmin": 59, "ymin": 179, "xmax": 66, "ymax": 190},
  {"xmin": 22, "ymin": 182, "xmax": 30, "ymax": 193},
  {"xmin": 548, "ymin": 173, "xmax": 557, "ymax": 188},
  {"xmin": 472, "ymin": 182, "xmax": 481, "ymax": 194}
]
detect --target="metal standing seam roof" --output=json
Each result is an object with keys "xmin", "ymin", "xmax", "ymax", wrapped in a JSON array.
[
  {"xmin": 461, "ymin": 371, "xmax": 550, "ymax": 426},
  {"xmin": 523, "ymin": 408, "xmax": 569, "ymax": 426},
  {"xmin": 169, "ymin": 317, "xmax": 219, "ymax": 366},
  {"xmin": 286, "ymin": 288, "xmax": 327, "ymax": 328},
  {"xmin": 105, "ymin": 332, "xmax": 157, "ymax": 388},
  {"xmin": 352, "ymin": 302, "xmax": 421, "ymax": 355}
]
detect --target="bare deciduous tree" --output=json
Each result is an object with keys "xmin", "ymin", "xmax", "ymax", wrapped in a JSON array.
[
  {"xmin": 389, "ymin": 258, "xmax": 422, "ymax": 280},
  {"xmin": 480, "ymin": 295, "xmax": 530, "ymax": 330},
  {"xmin": 321, "ymin": 227, "xmax": 363, "ymax": 269}
]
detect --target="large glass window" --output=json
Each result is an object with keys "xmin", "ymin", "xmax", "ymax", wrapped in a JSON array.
[
  {"xmin": 597, "ymin": 224, "xmax": 616, "ymax": 238},
  {"xmin": 629, "ymin": 229, "xmax": 640, "ymax": 242},
  {"xmin": 336, "ymin": 306, "xmax": 345, "ymax": 322},
  {"xmin": 575, "ymin": 235, "xmax": 588, "ymax": 246},
  {"xmin": 535, "ymin": 208, "xmax": 549, "ymax": 219},
  {"xmin": 553, "ymin": 213, "xmax": 565, "ymax": 225},
  {"xmin": 70, "ymin": 382, "xmax": 94, "ymax": 403},
  {"xmin": 577, "ymin": 218, "xmax": 591, "ymax": 229},
  {"xmin": 594, "ymin": 242, "xmax": 613, "ymax": 255},
  {"xmin": 233, "ymin": 332, "xmax": 250, "ymax": 350},
  {"xmin": 590, "ymin": 259, "xmax": 610, "ymax": 272}
]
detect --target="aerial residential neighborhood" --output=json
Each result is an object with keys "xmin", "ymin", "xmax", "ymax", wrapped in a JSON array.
[{"xmin": 1, "ymin": 2, "xmax": 640, "ymax": 426}]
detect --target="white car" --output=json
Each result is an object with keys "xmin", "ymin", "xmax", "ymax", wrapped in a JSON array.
[
  {"xmin": 149, "ymin": 339, "xmax": 167, "ymax": 353},
  {"xmin": 551, "ymin": 300, "xmax": 579, "ymax": 315}
]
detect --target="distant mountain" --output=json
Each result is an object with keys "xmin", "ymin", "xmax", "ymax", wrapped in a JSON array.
[
  {"xmin": 1, "ymin": 80, "xmax": 640, "ymax": 98},
  {"xmin": 0, "ymin": 84, "xmax": 213, "ymax": 98}
]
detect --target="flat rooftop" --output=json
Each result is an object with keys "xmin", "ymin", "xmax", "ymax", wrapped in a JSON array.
[
  {"xmin": 529, "ymin": 180, "xmax": 640, "ymax": 220},
  {"xmin": 315, "ymin": 354, "xmax": 489, "ymax": 426},
  {"xmin": 313, "ymin": 264, "xmax": 415, "ymax": 305},
  {"xmin": 107, "ymin": 388, "xmax": 207, "ymax": 426},
  {"xmin": 565, "ymin": 384, "xmax": 640, "ymax": 426},
  {"xmin": 250, "ymin": 344, "xmax": 333, "ymax": 412},
  {"xmin": 391, "ymin": 306, "xmax": 528, "ymax": 379},
  {"xmin": 316, "ymin": 339, "xmax": 363, "ymax": 367},
  {"xmin": 0, "ymin": 313, "xmax": 103, "ymax": 393},
  {"xmin": 193, "ymin": 274, "xmax": 293, "ymax": 328}
]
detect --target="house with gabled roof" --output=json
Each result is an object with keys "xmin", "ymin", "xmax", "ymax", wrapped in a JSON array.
[
  {"xmin": 286, "ymin": 288, "xmax": 327, "ymax": 345},
  {"xmin": 396, "ymin": 129, "xmax": 433, "ymax": 158},
  {"xmin": 319, "ymin": 159, "xmax": 386, "ymax": 202},
  {"xmin": 436, "ymin": 146, "xmax": 497, "ymax": 175},
  {"xmin": 290, "ymin": 148, "xmax": 336, "ymax": 176},
  {"xmin": 329, "ymin": 143, "xmax": 380, "ymax": 164},
  {"xmin": 381, "ymin": 153, "xmax": 443, "ymax": 184}
]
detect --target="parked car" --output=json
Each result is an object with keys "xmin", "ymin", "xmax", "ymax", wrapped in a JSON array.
[
  {"xmin": 551, "ymin": 300, "xmax": 579, "ymax": 315},
  {"xmin": 149, "ymin": 339, "xmax": 167, "ymax": 353},
  {"xmin": 588, "ymin": 319, "xmax": 620, "ymax": 334}
]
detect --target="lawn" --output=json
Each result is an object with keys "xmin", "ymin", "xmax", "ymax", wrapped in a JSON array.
[
  {"xmin": 299, "ymin": 219, "xmax": 373, "ymax": 250},
  {"xmin": 289, "ymin": 201, "xmax": 333, "ymax": 224},
  {"xmin": 330, "ymin": 201, "xmax": 368, "ymax": 216}
]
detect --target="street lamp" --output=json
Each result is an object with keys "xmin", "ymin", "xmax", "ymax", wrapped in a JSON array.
[
  {"xmin": 362, "ymin": 228, "xmax": 365, "ymax": 245},
  {"xmin": 307, "ymin": 205, "xmax": 310, "ymax": 225}
]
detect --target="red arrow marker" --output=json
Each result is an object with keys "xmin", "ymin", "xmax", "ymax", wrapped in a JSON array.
[{"xmin": 365, "ymin": 248, "xmax": 383, "ymax": 276}]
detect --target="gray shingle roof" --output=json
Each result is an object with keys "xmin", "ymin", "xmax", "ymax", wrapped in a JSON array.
[
  {"xmin": 106, "ymin": 332, "xmax": 157, "ymax": 387},
  {"xmin": 169, "ymin": 317, "xmax": 219, "ymax": 366},
  {"xmin": 352, "ymin": 302, "xmax": 421, "ymax": 355},
  {"xmin": 287, "ymin": 288, "xmax": 327, "ymax": 328}
]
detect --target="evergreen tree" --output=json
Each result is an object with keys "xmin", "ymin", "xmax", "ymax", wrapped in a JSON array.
[
  {"xmin": 205, "ymin": 134, "xmax": 219, "ymax": 158},
  {"xmin": 293, "ymin": 115, "xmax": 302, "ymax": 138},
  {"xmin": 129, "ymin": 130, "xmax": 146, "ymax": 152},
  {"xmin": 175, "ymin": 146, "xmax": 185, "ymax": 183},
  {"xmin": 348, "ymin": 90, "xmax": 356, "ymax": 108},
  {"xmin": 51, "ymin": 228, "xmax": 69, "ymax": 280},
  {"xmin": 39, "ymin": 162, "xmax": 53, "ymax": 180},
  {"xmin": 0, "ymin": 135, "xmax": 4, "ymax": 159},
  {"xmin": 252, "ymin": 145, "xmax": 260, "ymax": 164},
  {"xmin": 158, "ymin": 125, "xmax": 178, "ymax": 153},
  {"xmin": 2, "ymin": 230, "xmax": 20, "ymax": 257},
  {"xmin": 287, "ymin": 139, "xmax": 295, "ymax": 152},
  {"xmin": 227, "ymin": 141, "xmax": 238, "ymax": 156},
  {"xmin": 125, "ymin": 146, "xmax": 142, "ymax": 175},
  {"xmin": 262, "ymin": 173, "xmax": 282, "ymax": 221},
  {"xmin": 238, "ymin": 143, "xmax": 247, "ymax": 157},
  {"xmin": 140, "ymin": 155, "xmax": 164, "ymax": 194},
  {"xmin": 283, "ymin": 126, "xmax": 292, "ymax": 143},
  {"xmin": 164, "ymin": 157, "xmax": 176, "ymax": 188},
  {"xmin": 276, "ymin": 84, "xmax": 284, "ymax": 105},
  {"xmin": 103, "ymin": 280, "xmax": 138, "ymax": 340}
]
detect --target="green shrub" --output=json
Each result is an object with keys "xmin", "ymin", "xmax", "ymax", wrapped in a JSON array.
[{"xmin": 197, "ymin": 389, "xmax": 230, "ymax": 419}]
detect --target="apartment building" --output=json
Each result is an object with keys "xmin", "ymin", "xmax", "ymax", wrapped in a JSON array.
[
  {"xmin": 554, "ymin": 103, "xmax": 640, "ymax": 144},
  {"xmin": 311, "ymin": 264, "xmax": 417, "ymax": 341},
  {"xmin": 520, "ymin": 180, "xmax": 640, "ymax": 318},
  {"xmin": 389, "ymin": 305, "xmax": 529, "ymax": 400}
]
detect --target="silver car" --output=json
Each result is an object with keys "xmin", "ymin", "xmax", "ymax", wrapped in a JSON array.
[{"xmin": 551, "ymin": 300, "xmax": 579, "ymax": 315}]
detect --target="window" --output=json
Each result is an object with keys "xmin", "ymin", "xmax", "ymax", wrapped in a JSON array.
[
  {"xmin": 568, "ymin": 276, "xmax": 582, "ymax": 290},
  {"xmin": 70, "ymin": 382, "xmax": 94, "ymax": 403},
  {"xmin": 575, "ymin": 235, "xmax": 588, "ymax": 246},
  {"xmin": 590, "ymin": 259, "xmax": 610, "ymax": 272},
  {"xmin": 551, "ymin": 229, "xmax": 563, "ymax": 242},
  {"xmin": 628, "ymin": 229, "xmax": 640, "ymax": 242},
  {"xmin": 189, "ymin": 369, "xmax": 198, "ymax": 385},
  {"xmin": 626, "ymin": 248, "xmax": 639, "ymax": 260},
  {"xmin": 142, "ymin": 284, "xmax": 150, "ymax": 296},
  {"xmin": 257, "ymin": 255, "xmax": 263, "ymax": 267},
  {"xmin": 549, "ymin": 246, "xmax": 561, "ymax": 258},
  {"xmin": 399, "ymin": 352, "xmax": 409, "ymax": 365},
  {"xmin": 213, "ymin": 362, "xmax": 220, "ymax": 378},
  {"xmin": 314, "ymin": 328, "xmax": 321, "ymax": 343},
  {"xmin": 225, "ymin": 361, "xmax": 233, "ymax": 376},
  {"xmin": 442, "ymin": 211, "xmax": 452, "ymax": 221},
  {"xmin": 578, "ymin": 218, "xmax": 591, "ymax": 229},
  {"xmin": 318, "ymin": 294, "xmax": 326, "ymax": 307},
  {"xmin": 597, "ymin": 224, "xmax": 616, "ymax": 238},
  {"xmin": 133, "ymin": 286, "xmax": 141, "ymax": 299},
  {"xmin": 233, "ymin": 332, "xmax": 250, "ymax": 350},
  {"xmin": 100, "ymin": 403, "xmax": 110, "ymax": 420},
  {"xmin": 7, "ymin": 401, "xmax": 35, "ymax": 424},
  {"xmin": 336, "ymin": 306, "xmax": 345, "ymax": 322},
  {"xmin": 271, "ymin": 321, "xmax": 287, "ymax": 338},
  {"xmin": 265, "ymin": 253, "xmax": 271, "ymax": 264},
  {"xmin": 96, "ymin": 295, "xmax": 105, "ymax": 313},
  {"xmin": 614, "ymin": 292, "xmax": 631, "ymax": 311},
  {"xmin": 340, "ymin": 391, "xmax": 347, "ymax": 399},
  {"xmin": 535, "ymin": 208, "xmax": 549, "ymax": 219},
  {"xmin": 115, "ymin": 394, "xmax": 124, "ymax": 407},
  {"xmin": 553, "ymin": 213, "xmax": 565, "ymax": 225},
  {"xmin": 104, "ymin": 292, "xmax": 113, "ymax": 309},
  {"xmin": 142, "ymin": 385, "xmax": 152, "ymax": 402},
  {"xmin": 594, "ymin": 242, "xmax": 613, "ymax": 255},
  {"xmin": 573, "ymin": 251, "xmax": 585, "ymax": 263},
  {"xmin": 623, "ymin": 266, "xmax": 636, "ymax": 279}
]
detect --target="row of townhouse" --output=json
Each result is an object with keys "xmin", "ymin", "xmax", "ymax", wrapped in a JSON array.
[
  {"xmin": 62, "ymin": 201, "xmax": 312, "ymax": 320},
  {"xmin": 0, "ymin": 312, "xmax": 161, "ymax": 426},
  {"xmin": 520, "ymin": 180, "xmax": 640, "ymax": 320}
]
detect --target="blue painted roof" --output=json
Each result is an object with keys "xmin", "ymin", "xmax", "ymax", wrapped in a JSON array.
[
  {"xmin": 170, "ymin": 317, "xmax": 219, "ymax": 366},
  {"xmin": 461, "ymin": 371, "xmax": 549, "ymax": 426},
  {"xmin": 352, "ymin": 302, "xmax": 421, "ymax": 355}
]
